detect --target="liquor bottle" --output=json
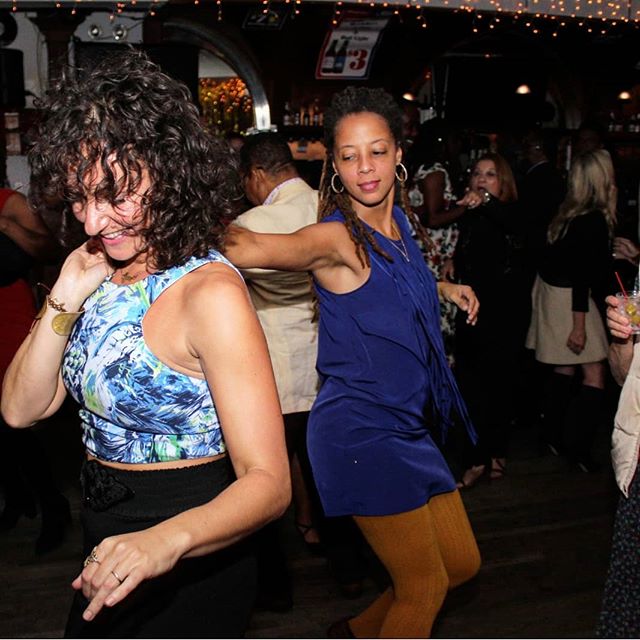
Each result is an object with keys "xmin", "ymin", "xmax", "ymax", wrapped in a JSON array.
[
  {"xmin": 333, "ymin": 39, "xmax": 348, "ymax": 74},
  {"xmin": 302, "ymin": 105, "xmax": 310, "ymax": 127},
  {"xmin": 283, "ymin": 101, "xmax": 293, "ymax": 127},
  {"xmin": 322, "ymin": 40, "xmax": 338, "ymax": 74},
  {"xmin": 283, "ymin": 102, "xmax": 293, "ymax": 127},
  {"xmin": 293, "ymin": 106, "xmax": 301, "ymax": 126},
  {"xmin": 312, "ymin": 99, "xmax": 321, "ymax": 126}
]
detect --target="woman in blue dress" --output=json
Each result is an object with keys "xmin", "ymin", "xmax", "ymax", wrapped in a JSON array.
[
  {"xmin": 1, "ymin": 51, "xmax": 290, "ymax": 638},
  {"xmin": 225, "ymin": 86, "xmax": 481, "ymax": 638}
]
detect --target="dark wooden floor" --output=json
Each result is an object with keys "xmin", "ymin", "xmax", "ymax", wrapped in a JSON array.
[{"xmin": 0, "ymin": 399, "xmax": 620, "ymax": 639}]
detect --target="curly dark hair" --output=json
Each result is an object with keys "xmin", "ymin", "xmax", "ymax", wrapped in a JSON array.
[
  {"xmin": 29, "ymin": 48, "xmax": 239, "ymax": 271},
  {"xmin": 318, "ymin": 86, "xmax": 431, "ymax": 268}
]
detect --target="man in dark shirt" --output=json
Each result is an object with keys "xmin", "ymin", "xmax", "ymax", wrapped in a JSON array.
[{"xmin": 519, "ymin": 129, "xmax": 566, "ymax": 289}]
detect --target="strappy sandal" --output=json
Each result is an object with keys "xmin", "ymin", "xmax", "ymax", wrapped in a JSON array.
[
  {"xmin": 456, "ymin": 464, "xmax": 486, "ymax": 490},
  {"xmin": 295, "ymin": 521, "xmax": 324, "ymax": 555},
  {"xmin": 490, "ymin": 458, "xmax": 507, "ymax": 480}
]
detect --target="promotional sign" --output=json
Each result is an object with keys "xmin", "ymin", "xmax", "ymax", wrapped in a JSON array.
[{"xmin": 315, "ymin": 14, "xmax": 389, "ymax": 80}]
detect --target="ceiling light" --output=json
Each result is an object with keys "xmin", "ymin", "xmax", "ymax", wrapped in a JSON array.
[
  {"xmin": 112, "ymin": 24, "xmax": 128, "ymax": 41},
  {"xmin": 516, "ymin": 84, "xmax": 531, "ymax": 95},
  {"xmin": 87, "ymin": 24, "xmax": 102, "ymax": 39}
]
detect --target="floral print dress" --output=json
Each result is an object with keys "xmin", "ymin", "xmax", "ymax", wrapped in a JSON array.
[{"xmin": 408, "ymin": 162, "xmax": 460, "ymax": 363}]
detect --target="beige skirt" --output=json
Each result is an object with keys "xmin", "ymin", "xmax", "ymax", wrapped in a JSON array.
[{"xmin": 526, "ymin": 275, "xmax": 608, "ymax": 365}]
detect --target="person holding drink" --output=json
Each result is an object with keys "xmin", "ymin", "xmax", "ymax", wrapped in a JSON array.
[
  {"xmin": 596, "ymin": 287, "xmax": 640, "ymax": 637},
  {"xmin": 1, "ymin": 51, "xmax": 290, "ymax": 637},
  {"xmin": 225, "ymin": 85, "xmax": 481, "ymax": 639}
]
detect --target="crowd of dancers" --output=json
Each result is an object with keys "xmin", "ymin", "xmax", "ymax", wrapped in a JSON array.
[{"xmin": 1, "ymin": 49, "xmax": 638, "ymax": 638}]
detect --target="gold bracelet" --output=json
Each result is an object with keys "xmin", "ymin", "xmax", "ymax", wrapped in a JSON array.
[
  {"xmin": 34, "ymin": 297, "xmax": 85, "ymax": 336},
  {"xmin": 46, "ymin": 295, "xmax": 68, "ymax": 312},
  {"xmin": 51, "ymin": 311, "xmax": 84, "ymax": 336}
]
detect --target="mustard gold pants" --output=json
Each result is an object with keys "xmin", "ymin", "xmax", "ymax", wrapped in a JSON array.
[{"xmin": 350, "ymin": 490, "xmax": 481, "ymax": 639}]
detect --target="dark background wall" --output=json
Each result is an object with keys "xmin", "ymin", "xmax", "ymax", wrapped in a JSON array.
[{"xmin": 147, "ymin": 2, "xmax": 640, "ymax": 132}]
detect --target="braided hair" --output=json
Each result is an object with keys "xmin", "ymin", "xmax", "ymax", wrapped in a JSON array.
[{"xmin": 318, "ymin": 86, "xmax": 431, "ymax": 268}]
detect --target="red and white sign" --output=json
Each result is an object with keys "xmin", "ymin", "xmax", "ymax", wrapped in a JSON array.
[{"xmin": 316, "ymin": 14, "xmax": 390, "ymax": 80}]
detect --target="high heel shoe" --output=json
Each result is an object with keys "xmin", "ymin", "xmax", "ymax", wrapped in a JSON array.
[
  {"xmin": 295, "ymin": 521, "xmax": 325, "ymax": 556},
  {"xmin": 490, "ymin": 458, "xmax": 507, "ymax": 480},
  {"xmin": 35, "ymin": 494, "xmax": 71, "ymax": 556},
  {"xmin": 327, "ymin": 616, "xmax": 355, "ymax": 639},
  {"xmin": 456, "ymin": 465, "xmax": 486, "ymax": 490},
  {"xmin": 0, "ymin": 497, "xmax": 37, "ymax": 531}
]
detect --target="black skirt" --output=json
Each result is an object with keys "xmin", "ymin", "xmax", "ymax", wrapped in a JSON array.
[{"xmin": 65, "ymin": 457, "xmax": 257, "ymax": 639}]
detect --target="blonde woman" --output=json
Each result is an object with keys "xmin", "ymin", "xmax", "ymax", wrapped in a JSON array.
[{"xmin": 527, "ymin": 149, "xmax": 616, "ymax": 472}]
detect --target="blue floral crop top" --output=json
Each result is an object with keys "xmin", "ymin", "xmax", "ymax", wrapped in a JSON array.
[{"xmin": 62, "ymin": 250, "xmax": 238, "ymax": 464}]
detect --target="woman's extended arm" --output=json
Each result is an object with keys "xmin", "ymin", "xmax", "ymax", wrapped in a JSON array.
[
  {"xmin": 224, "ymin": 220, "xmax": 368, "ymax": 295},
  {"xmin": 73, "ymin": 265, "xmax": 291, "ymax": 622},
  {"xmin": 224, "ymin": 220, "xmax": 350, "ymax": 272},
  {"xmin": 419, "ymin": 171, "xmax": 469, "ymax": 228},
  {"xmin": 0, "ymin": 192, "xmax": 60, "ymax": 262},
  {"xmin": 1, "ymin": 241, "xmax": 112, "ymax": 427}
]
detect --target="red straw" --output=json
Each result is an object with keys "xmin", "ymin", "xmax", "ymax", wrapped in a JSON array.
[{"xmin": 616, "ymin": 271, "xmax": 628, "ymax": 298}]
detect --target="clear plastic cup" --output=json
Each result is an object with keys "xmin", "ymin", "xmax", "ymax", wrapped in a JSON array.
[{"xmin": 616, "ymin": 291, "xmax": 640, "ymax": 334}]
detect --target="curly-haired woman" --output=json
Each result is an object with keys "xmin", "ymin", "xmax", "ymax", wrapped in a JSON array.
[
  {"xmin": 1, "ymin": 51, "xmax": 290, "ymax": 638},
  {"xmin": 225, "ymin": 86, "xmax": 481, "ymax": 638}
]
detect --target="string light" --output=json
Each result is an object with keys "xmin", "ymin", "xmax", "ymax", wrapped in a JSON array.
[
  {"xmin": 12, "ymin": 0, "xmax": 637, "ymax": 37},
  {"xmin": 331, "ymin": 1, "xmax": 343, "ymax": 26}
]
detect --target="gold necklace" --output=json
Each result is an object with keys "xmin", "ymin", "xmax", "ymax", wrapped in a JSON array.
[
  {"xmin": 111, "ymin": 267, "xmax": 146, "ymax": 284},
  {"xmin": 119, "ymin": 270, "xmax": 139, "ymax": 283}
]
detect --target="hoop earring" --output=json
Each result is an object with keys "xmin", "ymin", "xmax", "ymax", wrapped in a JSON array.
[
  {"xmin": 331, "ymin": 173, "xmax": 344, "ymax": 194},
  {"xmin": 395, "ymin": 163, "xmax": 408, "ymax": 184}
]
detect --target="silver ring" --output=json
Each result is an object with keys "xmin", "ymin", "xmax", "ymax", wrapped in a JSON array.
[
  {"xmin": 111, "ymin": 570, "xmax": 124, "ymax": 585},
  {"xmin": 83, "ymin": 547, "xmax": 100, "ymax": 568}
]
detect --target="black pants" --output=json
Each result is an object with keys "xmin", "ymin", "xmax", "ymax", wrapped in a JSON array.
[
  {"xmin": 65, "ymin": 458, "xmax": 256, "ymax": 639},
  {"xmin": 455, "ymin": 353, "xmax": 520, "ymax": 467}
]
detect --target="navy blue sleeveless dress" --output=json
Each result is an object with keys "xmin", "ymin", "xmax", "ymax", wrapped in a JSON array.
[{"xmin": 307, "ymin": 207, "xmax": 476, "ymax": 517}]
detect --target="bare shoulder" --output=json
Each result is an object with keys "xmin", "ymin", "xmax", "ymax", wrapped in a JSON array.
[
  {"xmin": 1, "ymin": 191, "xmax": 29, "ymax": 219},
  {"xmin": 424, "ymin": 170, "xmax": 445, "ymax": 187},
  {"xmin": 301, "ymin": 220, "xmax": 363, "ymax": 267},
  {"xmin": 183, "ymin": 260, "xmax": 249, "ymax": 308}
]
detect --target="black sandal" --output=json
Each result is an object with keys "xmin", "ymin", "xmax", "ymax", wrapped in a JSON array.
[
  {"xmin": 490, "ymin": 458, "xmax": 506, "ymax": 480},
  {"xmin": 295, "ymin": 521, "xmax": 325, "ymax": 555}
]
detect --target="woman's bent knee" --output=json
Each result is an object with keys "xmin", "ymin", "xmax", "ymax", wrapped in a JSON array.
[{"xmin": 449, "ymin": 545, "xmax": 481, "ymax": 589}]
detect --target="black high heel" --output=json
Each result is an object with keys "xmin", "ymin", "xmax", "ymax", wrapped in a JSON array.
[
  {"xmin": 295, "ymin": 521, "xmax": 325, "ymax": 556},
  {"xmin": 0, "ymin": 497, "xmax": 37, "ymax": 531},
  {"xmin": 35, "ymin": 494, "xmax": 71, "ymax": 556}
]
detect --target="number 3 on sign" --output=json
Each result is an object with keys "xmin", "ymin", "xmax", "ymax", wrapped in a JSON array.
[{"xmin": 348, "ymin": 49, "xmax": 368, "ymax": 71}]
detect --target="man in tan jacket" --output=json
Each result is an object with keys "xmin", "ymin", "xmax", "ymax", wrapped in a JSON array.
[{"xmin": 234, "ymin": 133, "xmax": 321, "ymax": 610}]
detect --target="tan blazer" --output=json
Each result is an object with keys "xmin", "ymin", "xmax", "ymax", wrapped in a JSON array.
[{"xmin": 234, "ymin": 179, "xmax": 319, "ymax": 414}]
